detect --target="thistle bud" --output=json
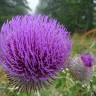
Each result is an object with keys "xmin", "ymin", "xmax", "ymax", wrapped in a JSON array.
[{"xmin": 69, "ymin": 53, "xmax": 94, "ymax": 83}]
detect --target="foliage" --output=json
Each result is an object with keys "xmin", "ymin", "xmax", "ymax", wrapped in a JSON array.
[
  {"xmin": 37, "ymin": 0, "xmax": 94, "ymax": 33},
  {"xmin": 0, "ymin": 0, "xmax": 30, "ymax": 27},
  {"xmin": 0, "ymin": 16, "xmax": 12, "ymax": 27},
  {"xmin": 0, "ymin": 0, "xmax": 29, "ymax": 15}
]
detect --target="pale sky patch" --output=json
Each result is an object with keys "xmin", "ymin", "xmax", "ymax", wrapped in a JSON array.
[{"xmin": 27, "ymin": 0, "xmax": 39, "ymax": 14}]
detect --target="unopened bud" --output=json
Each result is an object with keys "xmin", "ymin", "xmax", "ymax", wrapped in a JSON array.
[{"xmin": 68, "ymin": 53, "xmax": 94, "ymax": 83}]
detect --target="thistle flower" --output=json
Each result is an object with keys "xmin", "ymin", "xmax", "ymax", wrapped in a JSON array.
[
  {"xmin": 69, "ymin": 53, "xmax": 94, "ymax": 83},
  {"xmin": 81, "ymin": 54, "xmax": 93, "ymax": 67},
  {"xmin": 0, "ymin": 15, "xmax": 72, "ymax": 93}
]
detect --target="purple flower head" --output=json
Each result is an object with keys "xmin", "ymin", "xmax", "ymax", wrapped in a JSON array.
[
  {"xmin": 0, "ymin": 15, "xmax": 72, "ymax": 92},
  {"xmin": 81, "ymin": 54, "xmax": 93, "ymax": 67}
]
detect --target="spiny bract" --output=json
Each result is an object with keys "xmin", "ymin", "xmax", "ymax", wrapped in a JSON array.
[{"xmin": 0, "ymin": 15, "xmax": 72, "ymax": 93}]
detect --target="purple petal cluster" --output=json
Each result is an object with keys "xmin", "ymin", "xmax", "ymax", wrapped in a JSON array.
[
  {"xmin": 81, "ymin": 54, "xmax": 93, "ymax": 67},
  {"xmin": 0, "ymin": 15, "xmax": 72, "ymax": 92}
]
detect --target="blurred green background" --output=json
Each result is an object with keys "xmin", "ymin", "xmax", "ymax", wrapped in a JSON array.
[
  {"xmin": 0, "ymin": 0, "xmax": 96, "ymax": 33},
  {"xmin": 0, "ymin": 0, "xmax": 96, "ymax": 96}
]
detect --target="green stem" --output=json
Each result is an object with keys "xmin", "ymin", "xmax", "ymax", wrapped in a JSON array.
[{"xmin": 37, "ymin": 90, "xmax": 41, "ymax": 96}]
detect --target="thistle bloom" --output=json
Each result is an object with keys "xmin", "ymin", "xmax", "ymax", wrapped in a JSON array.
[
  {"xmin": 69, "ymin": 53, "xmax": 94, "ymax": 83},
  {"xmin": 0, "ymin": 15, "xmax": 72, "ymax": 93},
  {"xmin": 81, "ymin": 54, "xmax": 93, "ymax": 67}
]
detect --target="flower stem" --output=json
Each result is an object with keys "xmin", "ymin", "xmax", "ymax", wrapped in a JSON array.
[{"xmin": 37, "ymin": 90, "xmax": 41, "ymax": 96}]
